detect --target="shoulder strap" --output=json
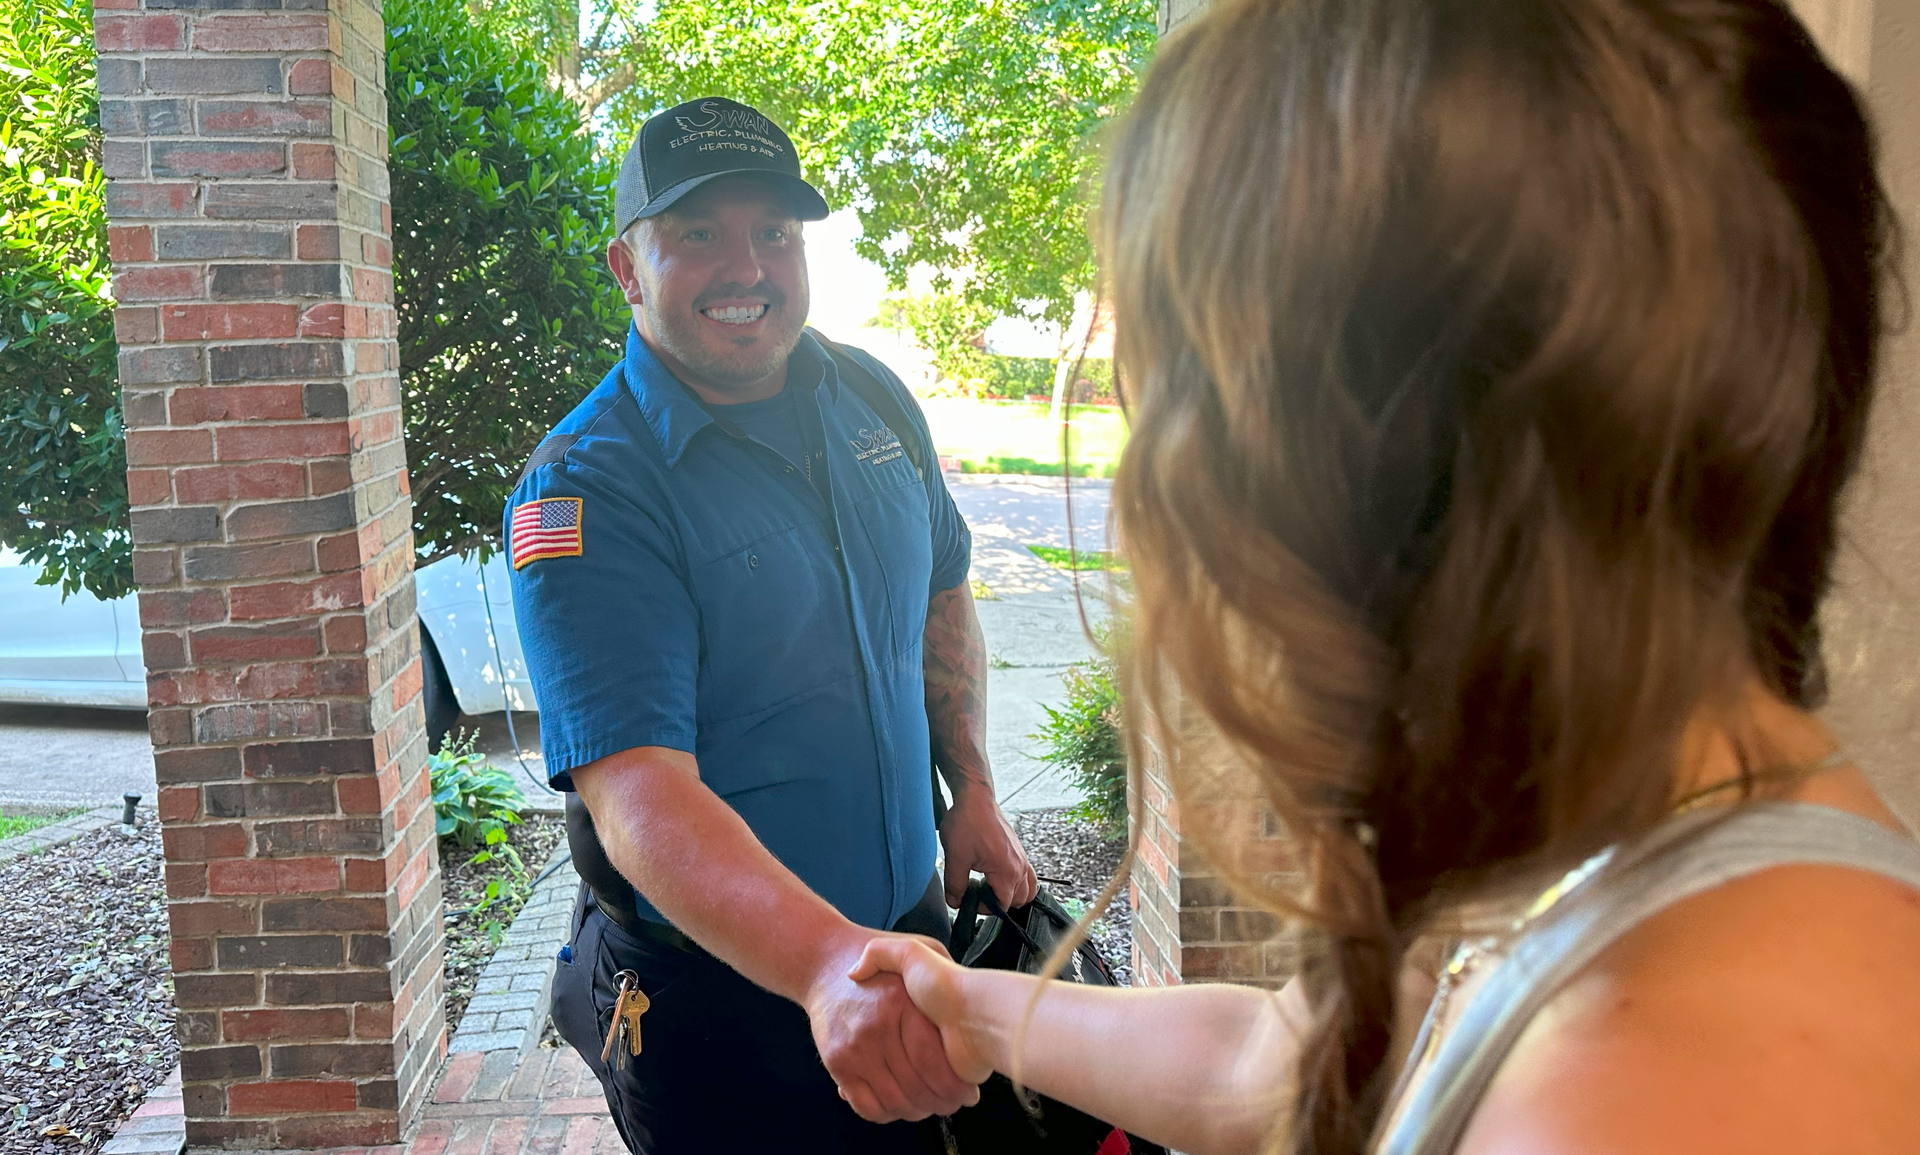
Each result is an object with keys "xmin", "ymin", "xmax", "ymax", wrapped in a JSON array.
[
  {"xmin": 807, "ymin": 329, "xmax": 928, "ymax": 478},
  {"xmin": 1379, "ymin": 803, "xmax": 1920, "ymax": 1155}
]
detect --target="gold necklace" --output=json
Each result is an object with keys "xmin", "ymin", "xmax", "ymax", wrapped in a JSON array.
[{"xmin": 1413, "ymin": 748, "xmax": 1849, "ymax": 1070}]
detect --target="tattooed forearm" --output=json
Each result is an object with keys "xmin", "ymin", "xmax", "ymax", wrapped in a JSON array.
[{"xmin": 923, "ymin": 582, "xmax": 994, "ymax": 802}]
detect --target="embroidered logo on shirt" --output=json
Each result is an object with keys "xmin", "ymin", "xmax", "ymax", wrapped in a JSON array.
[
  {"xmin": 510, "ymin": 497, "xmax": 584, "ymax": 568},
  {"xmin": 849, "ymin": 427, "xmax": 904, "ymax": 467}
]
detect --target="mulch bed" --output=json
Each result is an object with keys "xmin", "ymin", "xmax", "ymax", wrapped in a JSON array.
[
  {"xmin": 0, "ymin": 822, "xmax": 175, "ymax": 1155},
  {"xmin": 439, "ymin": 813, "xmax": 565, "ymax": 1033},
  {"xmin": 1013, "ymin": 808, "xmax": 1133, "ymax": 985}
]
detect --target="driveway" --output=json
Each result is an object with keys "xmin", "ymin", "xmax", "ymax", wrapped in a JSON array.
[{"xmin": 0, "ymin": 474, "xmax": 1116, "ymax": 817}]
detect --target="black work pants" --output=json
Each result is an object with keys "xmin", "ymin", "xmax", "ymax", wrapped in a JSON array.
[{"xmin": 551, "ymin": 879, "xmax": 950, "ymax": 1155}]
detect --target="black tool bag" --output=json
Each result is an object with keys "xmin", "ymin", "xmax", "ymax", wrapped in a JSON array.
[{"xmin": 931, "ymin": 880, "xmax": 1168, "ymax": 1155}]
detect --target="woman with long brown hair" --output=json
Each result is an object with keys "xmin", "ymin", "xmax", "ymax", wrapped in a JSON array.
[{"xmin": 850, "ymin": 0, "xmax": 1920, "ymax": 1151}]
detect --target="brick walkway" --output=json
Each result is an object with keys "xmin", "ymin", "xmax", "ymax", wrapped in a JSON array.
[{"xmin": 281, "ymin": 1047, "xmax": 617, "ymax": 1155}]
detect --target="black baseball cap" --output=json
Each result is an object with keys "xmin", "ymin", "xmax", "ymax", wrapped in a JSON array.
[{"xmin": 613, "ymin": 97, "xmax": 830, "ymax": 237}]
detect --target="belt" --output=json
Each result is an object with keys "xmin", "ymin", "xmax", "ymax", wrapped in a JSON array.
[{"xmin": 588, "ymin": 882, "xmax": 709, "ymax": 956}]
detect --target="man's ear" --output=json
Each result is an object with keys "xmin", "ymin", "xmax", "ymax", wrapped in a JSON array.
[{"xmin": 606, "ymin": 238, "xmax": 646, "ymax": 306}]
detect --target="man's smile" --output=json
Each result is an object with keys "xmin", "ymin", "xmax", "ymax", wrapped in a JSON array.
[{"xmin": 701, "ymin": 302, "xmax": 770, "ymax": 326}]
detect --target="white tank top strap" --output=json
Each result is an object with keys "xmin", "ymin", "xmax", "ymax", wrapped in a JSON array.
[{"xmin": 1375, "ymin": 802, "xmax": 1920, "ymax": 1155}]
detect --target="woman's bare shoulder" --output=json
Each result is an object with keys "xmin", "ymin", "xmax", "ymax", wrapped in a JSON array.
[{"xmin": 1453, "ymin": 859, "xmax": 1920, "ymax": 1155}]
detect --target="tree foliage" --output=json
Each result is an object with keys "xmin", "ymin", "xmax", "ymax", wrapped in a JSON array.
[
  {"xmin": 387, "ymin": 0, "xmax": 625, "ymax": 565},
  {"xmin": 0, "ymin": 0, "xmax": 127, "ymax": 598},
  {"xmin": 474, "ymin": 0, "xmax": 1158, "ymax": 327}
]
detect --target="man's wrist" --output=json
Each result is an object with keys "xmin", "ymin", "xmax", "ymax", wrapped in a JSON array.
[
  {"xmin": 796, "ymin": 919, "xmax": 873, "ymax": 1009},
  {"xmin": 942, "ymin": 765, "xmax": 998, "ymax": 808}
]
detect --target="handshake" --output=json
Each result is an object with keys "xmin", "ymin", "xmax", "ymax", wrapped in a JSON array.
[{"xmin": 804, "ymin": 927, "xmax": 997, "ymax": 1123}]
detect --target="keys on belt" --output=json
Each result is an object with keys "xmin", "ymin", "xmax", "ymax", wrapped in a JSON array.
[{"xmin": 599, "ymin": 969, "xmax": 649, "ymax": 1069}]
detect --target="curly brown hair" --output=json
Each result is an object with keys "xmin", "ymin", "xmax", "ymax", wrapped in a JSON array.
[{"xmin": 1099, "ymin": 0, "xmax": 1894, "ymax": 1149}]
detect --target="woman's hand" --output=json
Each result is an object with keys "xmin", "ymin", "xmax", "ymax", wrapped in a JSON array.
[{"xmin": 849, "ymin": 933, "xmax": 996, "ymax": 1083}]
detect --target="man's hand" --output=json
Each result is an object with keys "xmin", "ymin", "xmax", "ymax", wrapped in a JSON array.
[
  {"xmin": 849, "ymin": 935, "xmax": 994, "ymax": 1084},
  {"xmin": 804, "ymin": 933, "xmax": 983, "ymax": 1123},
  {"xmin": 941, "ymin": 791, "xmax": 1039, "ymax": 909}
]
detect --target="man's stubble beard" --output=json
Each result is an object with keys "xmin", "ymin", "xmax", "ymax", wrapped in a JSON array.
[{"xmin": 642, "ymin": 293, "xmax": 809, "ymax": 390}]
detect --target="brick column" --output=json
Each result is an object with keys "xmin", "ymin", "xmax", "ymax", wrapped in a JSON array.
[
  {"xmin": 93, "ymin": 0, "xmax": 446, "ymax": 1146},
  {"xmin": 1128, "ymin": 759, "xmax": 1296, "ymax": 989}
]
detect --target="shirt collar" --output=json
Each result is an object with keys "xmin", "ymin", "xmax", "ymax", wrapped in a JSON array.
[{"xmin": 622, "ymin": 324, "xmax": 839, "ymax": 469}]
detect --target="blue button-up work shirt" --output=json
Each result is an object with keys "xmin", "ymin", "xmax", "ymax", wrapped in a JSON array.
[{"xmin": 506, "ymin": 326, "xmax": 972, "ymax": 930}]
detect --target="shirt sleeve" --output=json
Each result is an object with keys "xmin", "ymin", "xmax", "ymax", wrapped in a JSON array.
[{"xmin": 505, "ymin": 457, "xmax": 698, "ymax": 791}]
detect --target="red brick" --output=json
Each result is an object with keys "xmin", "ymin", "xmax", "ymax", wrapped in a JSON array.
[
  {"xmin": 231, "ymin": 573, "xmax": 365, "ymax": 621},
  {"xmin": 221, "ymin": 1007, "xmax": 351, "ymax": 1042},
  {"xmin": 138, "ymin": 589, "xmax": 227, "ymax": 628},
  {"xmin": 275, "ymin": 1116, "xmax": 400, "ymax": 1149},
  {"xmin": 309, "ymin": 460, "xmax": 353, "ymax": 496},
  {"xmin": 192, "ymin": 14, "xmax": 329, "ymax": 52},
  {"xmin": 226, "ymin": 1080, "xmax": 358, "ymax": 1117},
  {"xmin": 194, "ymin": 701, "xmax": 325, "ymax": 743},
  {"xmin": 233, "ymin": 662, "xmax": 314, "ymax": 700},
  {"xmin": 316, "ymin": 532, "xmax": 363, "ymax": 573},
  {"xmin": 93, "ymin": 13, "xmax": 185, "ymax": 51},
  {"xmin": 341, "ymin": 857, "xmax": 386, "ymax": 891},
  {"xmin": 363, "ymin": 236, "xmax": 392, "ymax": 270},
  {"xmin": 127, "ymin": 468, "xmax": 173, "ymax": 506},
  {"xmin": 146, "ymin": 667, "xmax": 238, "ymax": 710},
  {"xmin": 173, "ymin": 383, "xmax": 308, "ymax": 425},
  {"xmin": 350, "ymin": 267, "xmax": 391, "ymax": 305},
  {"xmin": 296, "ymin": 224, "xmax": 340, "ymax": 260},
  {"xmin": 114, "ymin": 265, "xmax": 204, "ymax": 303},
  {"xmin": 287, "ymin": 57, "xmax": 333, "ymax": 95},
  {"xmin": 158, "ymin": 785, "xmax": 202, "ymax": 823},
  {"xmin": 162, "ymin": 304, "xmax": 301, "ymax": 343},
  {"xmin": 168, "ymin": 899, "xmax": 258, "ymax": 937},
  {"xmin": 162, "ymin": 822, "xmax": 251, "ymax": 861},
  {"xmin": 147, "ymin": 706, "xmax": 193, "ymax": 745},
  {"xmin": 191, "ymin": 622, "xmax": 322, "ymax": 664},
  {"xmin": 173, "ymin": 462, "xmax": 308, "ymax": 504},
  {"xmin": 132, "ymin": 549, "xmax": 176, "ymax": 585},
  {"xmin": 109, "ymin": 225, "xmax": 154, "ymax": 263},
  {"xmin": 197, "ymin": 99, "xmax": 331, "ymax": 136},
  {"xmin": 351, "ymin": 1002, "xmax": 393, "ymax": 1039},
  {"xmin": 115, "ymin": 306, "xmax": 160, "ymax": 345},
  {"xmin": 217, "ymin": 423, "xmax": 352, "ymax": 461},
  {"xmin": 170, "ymin": 937, "xmax": 214, "ymax": 972},
  {"xmin": 207, "ymin": 857, "xmax": 340, "ymax": 896},
  {"xmin": 106, "ymin": 182, "xmax": 198, "ymax": 218},
  {"xmin": 291, "ymin": 142, "xmax": 335, "ymax": 181},
  {"xmin": 297, "ymin": 303, "xmax": 345, "ymax": 338},
  {"xmin": 323, "ymin": 615, "xmax": 368, "ymax": 654},
  {"xmin": 166, "ymin": 862, "xmax": 209, "ymax": 898},
  {"xmin": 388, "ymin": 657, "xmax": 423, "ymax": 713}
]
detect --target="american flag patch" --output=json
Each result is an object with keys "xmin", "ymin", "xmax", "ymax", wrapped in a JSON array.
[{"xmin": 510, "ymin": 497, "xmax": 584, "ymax": 569}]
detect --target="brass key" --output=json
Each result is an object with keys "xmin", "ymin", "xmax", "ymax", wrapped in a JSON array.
[
  {"xmin": 600, "ymin": 970, "xmax": 643, "ymax": 1066},
  {"xmin": 621, "ymin": 981, "xmax": 649, "ymax": 1058}
]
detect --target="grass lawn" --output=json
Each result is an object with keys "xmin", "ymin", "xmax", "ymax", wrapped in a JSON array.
[
  {"xmin": 917, "ymin": 397, "xmax": 1128, "ymax": 477},
  {"xmin": 1027, "ymin": 545, "xmax": 1128, "ymax": 571},
  {"xmin": 0, "ymin": 809, "xmax": 82, "ymax": 840}
]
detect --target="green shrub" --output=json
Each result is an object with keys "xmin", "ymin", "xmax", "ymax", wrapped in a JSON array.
[
  {"xmin": 0, "ymin": 0, "xmax": 127, "ymax": 599},
  {"xmin": 430, "ymin": 729, "xmax": 526, "ymax": 851},
  {"xmin": 1032, "ymin": 631, "xmax": 1126, "ymax": 837},
  {"xmin": 386, "ymin": 0, "xmax": 626, "ymax": 566}
]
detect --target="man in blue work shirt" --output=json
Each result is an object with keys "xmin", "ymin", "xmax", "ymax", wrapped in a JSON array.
[{"xmin": 507, "ymin": 97, "xmax": 1038, "ymax": 1154}]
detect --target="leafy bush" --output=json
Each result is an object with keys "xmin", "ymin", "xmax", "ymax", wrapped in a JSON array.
[
  {"xmin": 1032, "ymin": 632, "xmax": 1126, "ymax": 837},
  {"xmin": 430, "ymin": 729, "xmax": 526, "ymax": 849},
  {"xmin": 386, "ymin": 0, "xmax": 625, "ymax": 566},
  {"xmin": 0, "ymin": 0, "xmax": 624, "ymax": 596},
  {"xmin": 0, "ymin": 0, "xmax": 127, "ymax": 598}
]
